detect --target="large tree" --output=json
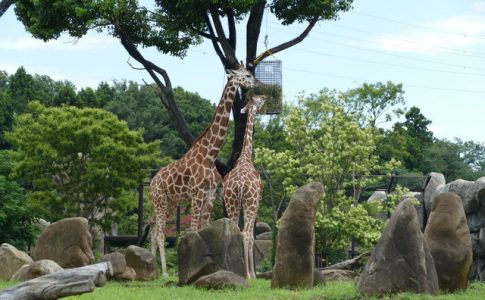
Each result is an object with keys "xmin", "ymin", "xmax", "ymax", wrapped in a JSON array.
[
  {"xmin": 6, "ymin": 102, "xmax": 160, "ymax": 228},
  {"xmin": 13, "ymin": 0, "xmax": 354, "ymax": 175},
  {"xmin": 254, "ymin": 90, "xmax": 397, "ymax": 263}
]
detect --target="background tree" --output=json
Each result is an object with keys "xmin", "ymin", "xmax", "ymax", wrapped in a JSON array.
[
  {"xmin": 6, "ymin": 101, "xmax": 160, "ymax": 229},
  {"xmin": 342, "ymin": 81, "xmax": 405, "ymax": 128},
  {"xmin": 13, "ymin": 0, "xmax": 354, "ymax": 175},
  {"xmin": 0, "ymin": 67, "xmax": 82, "ymax": 148},
  {"xmin": 0, "ymin": 150, "xmax": 37, "ymax": 250},
  {"xmin": 104, "ymin": 82, "xmax": 214, "ymax": 158},
  {"xmin": 254, "ymin": 90, "xmax": 397, "ymax": 263},
  {"xmin": 393, "ymin": 106, "xmax": 434, "ymax": 171},
  {"xmin": 422, "ymin": 138, "xmax": 485, "ymax": 181}
]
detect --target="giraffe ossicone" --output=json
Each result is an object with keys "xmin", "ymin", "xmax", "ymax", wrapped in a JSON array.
[
  {"xmin": 149, "ymin": 64, "xmax": 257, "ymax": 277},
  {"xmin": 223, "ymin": 94, "xmax": 267, "ymax": 279}
]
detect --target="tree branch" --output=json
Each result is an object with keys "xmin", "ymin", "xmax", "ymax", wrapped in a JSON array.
[
  {"xmin": 226, "ymin": 9, "xmax": 236, "ymax": 50},
  {"xmin": 116, "ymin": 28, "xmax": 195, "ymax": 145},
  {"xmin": 256, "ymin": 15, "xmax": 319, "ymax": 63},
  {"xmin": 203, "ymin": 12, "xmax": 228, "ymax": 67},
  {"xmin": 0, "ymin": 0, "xmax": 13, "ymax": 18},
  {"xmin": 246, "ymin": 0, "xmax": 266, "ymax": 70},
  {"xmin": 209, "ymin": 8, "xmax": 238, "ymax": 68}
]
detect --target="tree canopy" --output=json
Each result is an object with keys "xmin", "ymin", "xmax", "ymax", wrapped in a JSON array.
[
  {"xmin": 254, "ymin": 90, "xmax": 398, "ymax": 262},
  {"xmin": 6, "ymin": 101, "xmax": 160, "ymax": 228},
  {"xmin": 12, "ymin": 0, "xmax": 355, "ymax": 174}
]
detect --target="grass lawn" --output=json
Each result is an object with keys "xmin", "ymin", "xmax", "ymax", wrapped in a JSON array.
[{"xmin": 2, "ymin": 277, "xmax": 485, "ymax": 299}]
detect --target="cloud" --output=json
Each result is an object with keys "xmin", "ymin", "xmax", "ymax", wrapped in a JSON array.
[
  {"xmin": 0, "ymin": 34, "xmax": 118, "ymax": 51},
  {"xmin": 368, "ymin": 14, "xmax": 485, "ymax": 55}
]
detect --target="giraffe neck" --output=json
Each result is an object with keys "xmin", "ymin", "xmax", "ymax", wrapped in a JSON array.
[
  {"xmin": 188, "ymin": 78, "xmax": 238, "ymax": 160},
  {"xmin": 239, "ymin": 108, "xmax": 256, "ymax": 162}
]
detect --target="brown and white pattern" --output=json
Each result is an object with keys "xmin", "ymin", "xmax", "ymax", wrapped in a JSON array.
[
  {"xmin": 150, "ymin": 64, "xmax": 256, "ymax": 276},
  {"xmin": 223, "ymin": 95, "xmax": 266, "ymax": 279}
]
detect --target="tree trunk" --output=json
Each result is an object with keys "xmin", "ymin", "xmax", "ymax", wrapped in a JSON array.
[
  {"xmin": 0, "ymin": 0, "xmax": 13, "ymax": 18},
  {"xmin": 0, "ymin": 262, "xmax": 113, "ymax": 300}
]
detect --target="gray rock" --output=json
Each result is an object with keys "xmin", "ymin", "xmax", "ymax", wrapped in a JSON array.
[
  {"xmin": 101, "ymin": 252, "xmax": 126, "ymax": 276},
  {"xmin": 440, "ymin": 179, "xmax": 474, "ymax": 207},
  {"xmin": 256, "ymin": 270, "xmax": 272, "ymax": 280},
  {"xmin": 317, "ymin": 269, "xmax": 359, "ymax": 282},
  {"xmin": 424, "ymin": 192, "xmax": 472, "ymax": 292},
  {"xmin": 178, "ymin": 218, "xmax": 245, "ymax": 285},
  {"xmin": 10, "ymin": 259, "xmax": 63, "ymax": 281},
  {"xmin": 255, "ymin": 222, "xmax": 272, "ymax": 235},
  {"xmin": 115, "ymin": 267, "xmax": 136, "ymax": 281},
  {"xmin": 32, "ymin": 217, "xmax": 94, "ymax": 268},
  {"xmin": 313, "ymin": 269, "xmax": 326, "ymax": 286},
  {"xmin": 254, "ymin": 240, "xmax": 272, "ymax": 269},
  {"xmin": 194, "ymin": 270, "xmax": 248, "ymax": 289},
  {"xmin": 125, "ymin": 245, "xmax": 159, "ymax": 281},
  {"xmin": 467, "ymin": 210, "xmax": 485, "ymax": 233},
  {"xmin": 467, "ymin": 177, "xmax": 485, "ymax": 214},
  {"xmin": 271, "ymin": 183, "xmax": 324, "ymax": 289},
  {"xmin": 368, "ymin": 191, "xmax": 386, "ymax": 202},
  {"xmin": 357, "ymin": 199, "xmax": 439, "ymax": 297},
  {"xmin": 0, "ymin": 243, "xmax": 33, "ymax": 280},
  {"xmin": 256, "ymin": 231, "xmax": 272, "ymax": 240},
  {"xmin": 424, "ymin": 172, "xmax": 446, "ymax": 218}
]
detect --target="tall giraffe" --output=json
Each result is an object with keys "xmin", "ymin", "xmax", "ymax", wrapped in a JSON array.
[
  {"xmin": 223, "ymin": 95, "xmax": 267, "ymax": 279},
  {"xmin": 150, "ymin": 64, "xmax": 256, "ymax": 276}
]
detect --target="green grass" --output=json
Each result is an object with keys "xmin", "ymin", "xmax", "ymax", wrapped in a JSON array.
[{"xmin": 2, "ymin": 278, "xmax": 485, "ymax": 299}]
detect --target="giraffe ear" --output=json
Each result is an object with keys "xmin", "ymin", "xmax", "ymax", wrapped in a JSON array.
[{"xmin": 240, "ymin": 105, "xmax": 248, "ymax": 114}]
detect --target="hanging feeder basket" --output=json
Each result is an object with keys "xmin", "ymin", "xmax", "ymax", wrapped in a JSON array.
[{"xmin": 247, "ymin": 60, "xmax": 283, "ymax": 114}]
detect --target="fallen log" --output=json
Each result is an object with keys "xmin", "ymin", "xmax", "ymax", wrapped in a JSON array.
[
  {"xmin": 0, "ymin": 262, "xmax": 113, "ymax": 300},
  {"xmin": 321, "ymin": 251, "xmax": 370, "ymax": 270}
]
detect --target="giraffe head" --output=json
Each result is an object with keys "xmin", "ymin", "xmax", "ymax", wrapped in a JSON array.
[
  {"xmin": 241, "ymin": 95, "xmax": 267, "ymax": 114},
  {"xmin": 226, "ymin": 63, "xmax": 257, "ymax": 89}
]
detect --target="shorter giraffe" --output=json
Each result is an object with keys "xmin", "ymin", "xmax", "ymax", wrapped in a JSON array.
[{"xmin": 223, "ymin": 95, "xmax": 267, "ymax": 279}]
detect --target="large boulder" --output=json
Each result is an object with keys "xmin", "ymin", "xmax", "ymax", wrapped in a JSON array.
[
  {"xmin": 424, "ymin": 192, "xmax": 472, "ymax": 292},
  {"xmin": 125, "ymin": 245, "xmax": 159, "ymax": 281},
  {"xmin": 357, "ymin": 199, "xmax": 439, "ymax": 297},
  {"xmin": 424, "ymin": 172, "xmax": 446, "ymax": 218},
  {"xmin": 194, "ymin": 270, "xmax": 248, "ymax": 289},
  {"xmin": 438, "ymin": 179, "xmax": 474, "ymax": 211},
  {"xmin": 178, "ymin": 218, "xmax": 245, "ymax": 285},
  {"xmin": 10, "ymin": 260, "xmax": 63, "ymax": 281},
  {"xmin": 32, "ymin": 217, "xmax": 94, "ymax": 268},
  {"xmin": 271, "ymin": 182, "xmax": 324, "ymax": 289},
  {"xmin": 0, "ymin": 243, "xmax": 33, "ymax": 280}
]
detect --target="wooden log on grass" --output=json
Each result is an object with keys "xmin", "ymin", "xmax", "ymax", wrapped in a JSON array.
[
  {"xmin": 0, "ymin": 262, "xmax": 113, "ymax": 300},
  {"xmin": 321, "ymin": 251, "xmax": 370, "ymax": 270}
]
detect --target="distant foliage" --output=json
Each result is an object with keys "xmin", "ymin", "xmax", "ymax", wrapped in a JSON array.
[{"xmin": 0, "ymin": 151, "xmax": 36, "ymax": 250}]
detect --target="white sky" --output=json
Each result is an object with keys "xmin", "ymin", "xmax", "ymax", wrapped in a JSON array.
[{"xmin": 1, "ymin": 0, "xmax": 484, "ymax": 143}]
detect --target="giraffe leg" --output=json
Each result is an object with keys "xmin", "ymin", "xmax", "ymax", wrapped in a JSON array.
[
  {"xmin": 200, "ymin": 187, "xmax": 216, "ymax": 228},
  {"xmin": 223, "ymin": 187, "xmax": 241, "ymax": 226},
  {"xmin": 243, "ymin": 201, "xmax": 259, "ymax": 279},
  {"xmin": 190, "ymin": 189, "xmax": 206, "ymax": 230},
  {"xmin": 152, "ymin": 193, "xmax": 169, "ymax": 277},
  {"xmin": 247, "ymin": 219, "xmax": 257, "ymax": 279}
]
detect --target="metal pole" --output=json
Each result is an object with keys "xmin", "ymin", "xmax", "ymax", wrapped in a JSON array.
[{"xmin": 138, "ymin": 184, "xmax": 143, "ymax": 239}]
